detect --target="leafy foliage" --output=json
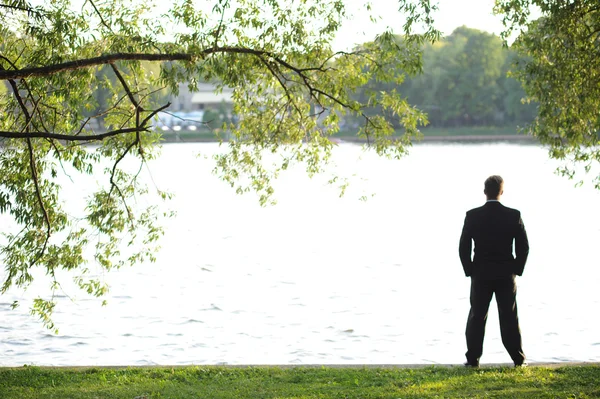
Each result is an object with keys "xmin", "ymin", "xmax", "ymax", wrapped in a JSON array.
[
  {"xmin": 0, "ymin": 0, "xmax": 438, "ymax": 326},
  {"xmin": 496, "ymin": 0, "xmax": 600, "ymax": 187}
]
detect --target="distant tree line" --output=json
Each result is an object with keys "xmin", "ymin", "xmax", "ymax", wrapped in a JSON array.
[{"xmin": 349, "ymin": 26, "xmax": 537, "ymax": 131}]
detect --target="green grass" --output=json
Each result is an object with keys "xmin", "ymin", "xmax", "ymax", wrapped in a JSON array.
[{"xmin": 0, "ymin": 365, "xmax": 599, "ymax": 398}]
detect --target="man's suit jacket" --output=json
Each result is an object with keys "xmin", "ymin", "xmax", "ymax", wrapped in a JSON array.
[{"xmin": 459, "ymin": 201, "xmax": 529, "ymax": 279}]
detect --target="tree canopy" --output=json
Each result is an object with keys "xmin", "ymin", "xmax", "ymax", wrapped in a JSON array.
[
  {"xmin": 496, "ymin": 0, "xmax": 600, "ymax": 187},
  {"xmin": 0, "ymin": 0, "xmax": 439, "ymax": 327}
]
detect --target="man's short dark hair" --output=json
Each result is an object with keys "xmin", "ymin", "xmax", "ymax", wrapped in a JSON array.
[{"xmin": 484, "ymin": 175, "xmax": 504, "ymax": 198}]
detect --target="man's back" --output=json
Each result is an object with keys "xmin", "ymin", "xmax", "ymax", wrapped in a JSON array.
[{"xmin": 459, "ymin": 201, "xmax": 529, "ymax": 279}]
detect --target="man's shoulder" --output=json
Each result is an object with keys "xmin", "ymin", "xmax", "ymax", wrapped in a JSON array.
[
  {"xmin": 466, "ymin": 205, "xmax": 486, "ymax": 215},
  {"xmin": 466, "ymin": 203, "xmax": 521, "ymax": 216},
  {"xmin": 500, "ymin": 204, "xmax": 521, "ymax": 216}
]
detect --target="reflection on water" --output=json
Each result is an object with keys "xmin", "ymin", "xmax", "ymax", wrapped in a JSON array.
[{"xmin": 1, "ymin": 143, "xmax": 599, "ymax": 366}]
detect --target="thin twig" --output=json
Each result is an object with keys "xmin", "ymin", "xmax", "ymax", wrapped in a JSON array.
[
  {"xmin": 26, "ymin": 138, "xmax": 51, "ymax": 269},
  {"xmin": 140, "ymin": 103, "xmax": 171, "ymax": 126},
  {"xmin": 110, "ymin": 63, "xmax": 144, "ymax": 112},
  {"xmin": 258, "ymin": 56, "xmax": 304, "ymax": 117},
  {"xmin": 108, "ymin": 138, "xmax": 138, "ymax": 223},
  {"xmin": 45, "ymin": 138, "xmax": 75, "ymax": 183},
  {"xmin": 85, "ymin": 0, "xmax": 114, "ymax": 33}
]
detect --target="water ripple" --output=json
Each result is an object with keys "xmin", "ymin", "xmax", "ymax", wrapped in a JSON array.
[
  {"xmin": 179, "ymin": 319, "xmax": 204, "ymax": 324},
  {"xmin": 5, "ymin": 339, "xmax": 33, "ymax": 346}
]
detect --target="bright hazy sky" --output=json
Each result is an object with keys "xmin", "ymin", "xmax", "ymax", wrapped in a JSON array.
[
  {"xmin": 33, "ymin": 0, "xmax": 531, "ymax": 50},
  {"xmin": 143, "ymin": 0, "xmax": 526, "ymax": 50},
  {"xmin": 333, "ymin": 0, "xmax": 510, "ymax": 50}
]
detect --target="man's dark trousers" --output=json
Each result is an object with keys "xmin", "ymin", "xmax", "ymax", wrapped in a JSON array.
[{"xmin": 465, "ymin": 275, "xmax": 525, "ymax": 365}]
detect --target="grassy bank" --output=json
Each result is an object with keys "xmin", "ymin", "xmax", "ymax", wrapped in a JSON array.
[{"xmin": 1, "ymin": 364, "xmax": 599, "ymax": 398}]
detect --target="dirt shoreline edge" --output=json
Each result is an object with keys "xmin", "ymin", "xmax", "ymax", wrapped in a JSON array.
[{"xmin": 2, "ymin": 361, "xmax": 597, "ymax": 370}]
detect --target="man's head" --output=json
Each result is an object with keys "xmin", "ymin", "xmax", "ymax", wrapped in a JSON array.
[{"xmin": 484, "ymin": 175, "xmax": 504, "ymax": 200}]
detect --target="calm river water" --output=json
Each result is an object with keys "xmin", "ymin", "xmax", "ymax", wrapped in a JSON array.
[{"xmin": 1, "ymin": 142, "xmax": 599, "ymax": 366}]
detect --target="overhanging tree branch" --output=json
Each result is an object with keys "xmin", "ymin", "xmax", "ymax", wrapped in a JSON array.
[
  {"xmin": 0, "ymin": 47, "xmax": 353, "ymax": 81},
  {"xmin": 0, "ymin": 53, "xmax": 193, "ymax": 80},
  {"xmin": 0, "ymin": 127, "xmax": 149, "ymax": 141}
]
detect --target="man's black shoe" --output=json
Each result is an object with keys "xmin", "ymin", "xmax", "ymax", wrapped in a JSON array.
[
  {"xmin": 514, "ymin": 361, "xmax": 528, "ymax": 368},
  {"xmin": 464, "ymin": 361, "xmax": 479, "ymax": 368}
]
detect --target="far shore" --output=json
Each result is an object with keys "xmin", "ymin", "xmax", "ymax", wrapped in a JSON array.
[
  {"xmin": 336, "ymin": 134, "xmax": 536, "ymax": 143},
  {"xmin": 161, "ymin": 134, "xmax": 537, "ymax": 144}
]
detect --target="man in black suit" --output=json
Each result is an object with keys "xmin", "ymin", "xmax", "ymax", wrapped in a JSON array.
[{"xmin": 459, "ymin": 175, "xmax": 529, "ymax": 367}]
